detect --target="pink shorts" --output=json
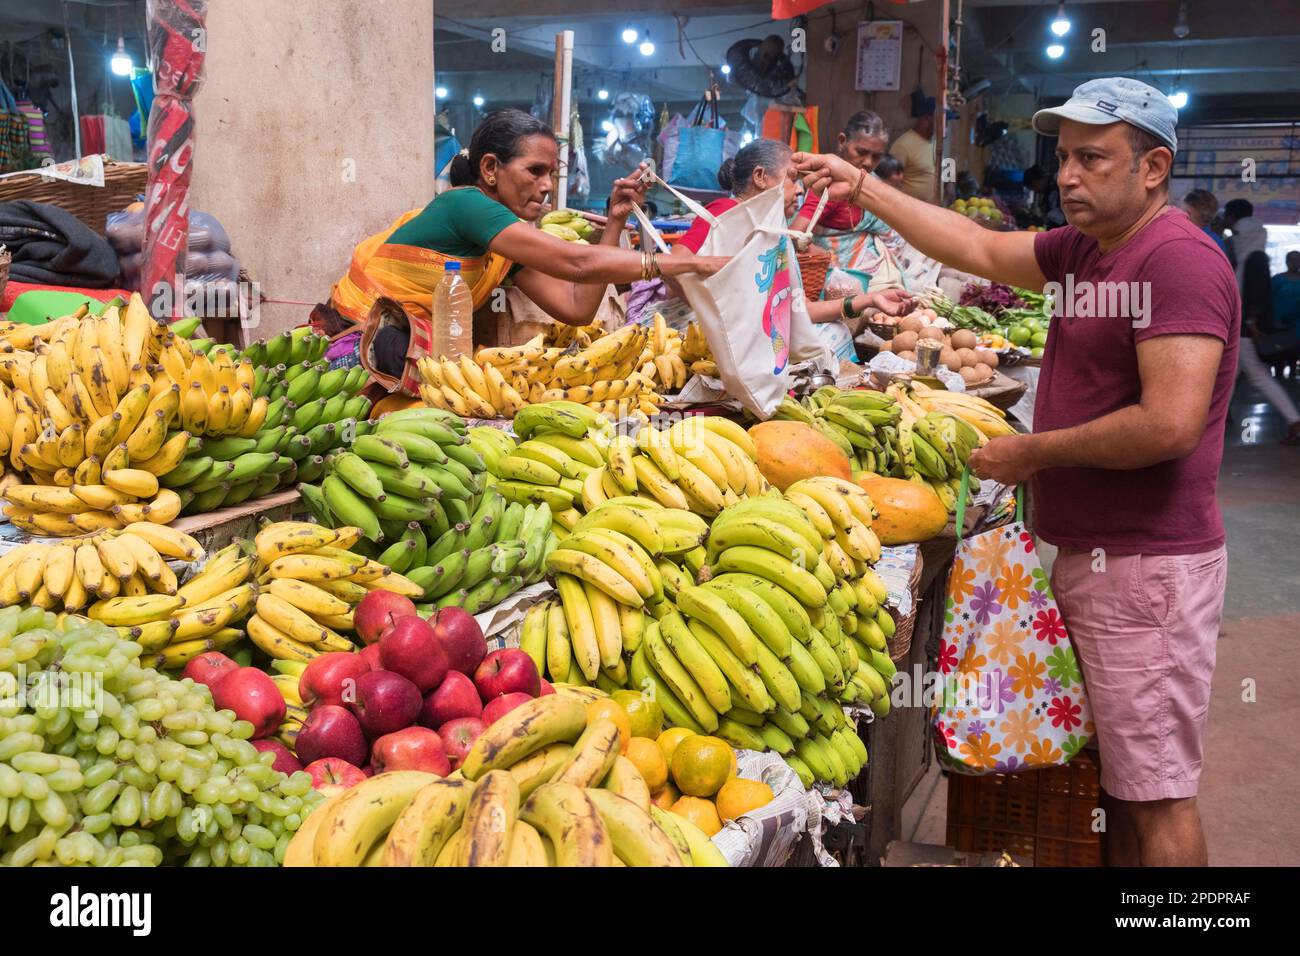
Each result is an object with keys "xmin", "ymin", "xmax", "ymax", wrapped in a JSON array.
[{"xmin": 1050, "ymin": 546, "xmax": 1227, "ymax": 802}]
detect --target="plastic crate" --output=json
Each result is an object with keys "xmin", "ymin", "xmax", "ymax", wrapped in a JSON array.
[{"xmin": 945, "ymin": 751, "xmax": 1102, "ymax": 867}]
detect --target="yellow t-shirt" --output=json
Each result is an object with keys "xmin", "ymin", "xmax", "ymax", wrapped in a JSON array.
[{"xmin": 889, "ymin": 129, "xmax": 936, "ymax": 202}]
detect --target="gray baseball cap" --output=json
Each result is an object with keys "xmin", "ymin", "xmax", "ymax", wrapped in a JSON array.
[{"xmin": 1032, "ymin": 77, "xmax": 1178, "ymax": 153}]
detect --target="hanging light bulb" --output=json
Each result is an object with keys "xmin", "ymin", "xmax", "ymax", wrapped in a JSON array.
[
  {"xmin": 721, "ymin": 64, "xmax": 732, "ymax": 76},
  {"xmin": 473, "ymin": 94, "xmax": 485, "ymax": 108},
  {"xmin": 639, "ymin": 37, "xmax": 655, "ymax": 57},
  {"xmin": 1050, "ymin": 3, "xmax": 1071, "ymax": 38},
  {"xmin": 1168, "ymin": 89, "xmax": 1188, "ymax": 110},
  {"xmin": 111, "ymin": 37, "xmax": 133, "ymax": 76},
  {"xmin": 435, "ymin": 86, "xmax": 448, "ymax": 99},
  {"xmin": 597, "ymin": 88, "xmax": 609, "ymax": 101},
  {"xmin": 1046, "ymin": 43, "xmax": 1065, "ymax": 60},
  {"xmin": 622, "ymin": 28, "xmax": 639, "ymax": 45},
  {"xmin": 601, "ymin": 120, "xmax": 615, "ymax": 133}
]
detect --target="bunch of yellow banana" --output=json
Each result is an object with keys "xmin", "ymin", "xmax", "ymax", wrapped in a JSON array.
[
  {"xmin": 780, "ymin": 476, "xmax": 882, "ymax": 575},
  {"xmin": 901, "ymin": 379, "xmax": 1017, "ymax": 440},
  {"xmin": 243, "ymin": 520, "xmax": 425, "ymax": 662},
  {"xmin": 267, "ymin": 659, "xmax": 310, "ymax": 749},
  {"xmin": 2, "ymin": 471, "xmax": 184, "ymax": 535},
  {"xmin": 284, "ymin": 695, "xmax": 726, "ymax": 866},
  {"xmin": 679, "ymin": 319, "xmax": 713, "ymax": 366},
  {"xmin": 580, "ymin": 415, "xmax": 767, "ymax": 518},
  {"xmin": 416, "ymin": 353, "xmax": 527, "ymax": 419},
  {"xmin": 0, "ymin": 522, "xmax": 203, "ymax": 614}
]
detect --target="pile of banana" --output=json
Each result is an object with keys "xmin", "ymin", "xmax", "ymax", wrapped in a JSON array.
[
  {"xmin": 0, "ymin": 522, "xmax": 202, "ymax": 614},
  {"xmin": 243, "ymin": 521, "xmax": 424, "ymax": 663},
  {"xmin": 419, "ymin": 317, "xmax": 693, "ymax": 422},
  {"xmin": 677, "ymin": 318, "xmax": 718, "ymax": 379},
  {"xmin": 285, "ymin": 694, "xmax": 727, "ymax": 867},
  {"xmin": 87, "ymin": 538, "xmax": 256, "ymax": 671},
  {"xmin": 775, "ymin": 384, "xmax": 1014, "ymax": 512},
  {"xmin": 538, "ymin": 208, "xmax": 595, "ymax": 243}
]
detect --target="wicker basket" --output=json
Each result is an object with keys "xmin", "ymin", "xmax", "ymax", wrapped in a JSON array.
[
  {"xmin": 797, "ymin": 245, "xmax": 832, "ymax": 301},
  {"xmin": 946, "ymin": 750, "xmax": 1103, "ymax": 866},
  {"xmin": 0, "ymin": 157, "xmax": 147, "ymax": 236}
]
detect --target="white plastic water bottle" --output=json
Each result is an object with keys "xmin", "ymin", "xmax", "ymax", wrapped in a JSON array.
[{"xmin": 432, "ymin": 260, "xmax": 474, "ymax": 358}]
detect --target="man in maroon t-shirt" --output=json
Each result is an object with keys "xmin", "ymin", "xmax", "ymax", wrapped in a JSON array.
[{"xmin": 794, "ymin": 78, "xmax": 1238, "ymax": 866}]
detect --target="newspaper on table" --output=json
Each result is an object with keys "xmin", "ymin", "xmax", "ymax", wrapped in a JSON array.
[
  {"xmin": 480, "ymin": 582, "xmax": 555, "ymax": 648},
  {"xmin": 711, "ymin": 749, "xmax": 816, "ymax": 867},
  {"xmin": 873, "ymin": 544, "xmax": 918, "ymax": 619},
  {"xmin": 867, "ymin": 351, "xmax": 968, "ymax": 390}
]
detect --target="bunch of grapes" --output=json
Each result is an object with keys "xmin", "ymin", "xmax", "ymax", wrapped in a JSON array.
[{"xmin": 0, "ymin": 606, "xmax": 323, "ymax": 866}]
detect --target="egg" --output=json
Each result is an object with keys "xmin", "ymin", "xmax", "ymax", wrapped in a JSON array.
[
  {"xmin": 959, "ymin": 366, "xmax": 981, "ymax": 385},
  {"xmin": 956, "ymin": 347, "xmax": 979, "ymax": 367},
  {"xmin": 950, "ymin": 329, "xmax": 978, "ymax": 351},
  {"xmin": 899, "ymin": 313, "xmax": 925, "ymax": 334},
  {"xmin": 976, "ymin": 348, "xmax": 999, "ymax": 368},
  {"xmin": 971, "ymin": 361, "xmax": 994, "ymax": 383},
  {"xmin": 918, "ymin": 326, "xmax": 946, "ymax": 343},
  {"xmin": 939, "ymin": 347, "xmax": 961, "ymax": 371},
  {"xmin": 891, "ymin": 330, "xmax": 919, "ymax": 353},
  {"xmin": 897, "ymin": 350, "xmax": 917, "ymax": 362}
]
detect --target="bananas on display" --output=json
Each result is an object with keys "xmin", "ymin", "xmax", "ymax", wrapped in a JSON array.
[
  {"xmin": 417, "ymin": 312, "xmax": 703, "ymax": 423},
  {"xmin": 773, "ymin": 383, "xmax": 1014, "ymax": 513},
  {"xmin": 292, "ymin": 406, "xmax": 557, "ymax": 613},
  {"xmin": 284, "ymin": 693, "xmax": 726, "ymax": 867}
]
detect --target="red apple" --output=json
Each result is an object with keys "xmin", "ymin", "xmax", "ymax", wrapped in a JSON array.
[
  {"xmin": 355, "ymin": 590, "xmax": 419, "ymax": 645},
  {"xmin": 419, "ymin": 671, "xmax": 482, "ymax": 729},
  {"xmin": 438, "ymin": 717, "xmax": 486, "ymax": 771},
  {"xmin": 348, "ymin": 670, "xmax": 422, "ymax": 737},
  {"xmin": 360, "ymin": 643, "xmax": 383, "ymax": 671},
  {"xmin": 303, "ymin": 757, "xmax": 366, "ymax": 796},
  {"xmin": 430, "ymin": 607, "xmax": 487, "ymax": 675},
  {"xmin": 211, "ymin": 667, "xmax": 286, "ymax": 740},
  {"xmin": 183, "ymin": 652, "xmax": 238, "ymax": 690},
  {"xmin": 474, "ymin": 648, "xmax": 540, "ymax": 701},
  {"xmin": 370, "ymin": 726, "xmax": 451, "ymax": 775},
  {"xmin": 538, "ymin": 679, "xmax": 556, "ymax": 697},
  {"xmin": 480, "ymin": 691, "xmax": 534, "ymax": 728},
  {"xmin": 299, "ymin": 651, "xmax": 370, "ymax": 709},
  {"xmin": 252, "ymin": 739, "xmax": 303, "ymax": 775},
  {"xmin": 296, "ymin": 705, "xmax": 368, "ymax": 766},
  {"xmin": 378, "ymin": 616, "xmax": 449, "ymax": 692}
]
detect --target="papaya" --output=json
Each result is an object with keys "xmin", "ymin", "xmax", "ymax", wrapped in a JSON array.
[
  {"xmin": 853, "ymin": 473, "xmax": 947, "ymax": 544},
  {"xmin": 749, "ymin": 420, "xmax": 851, "ymax": 491}
]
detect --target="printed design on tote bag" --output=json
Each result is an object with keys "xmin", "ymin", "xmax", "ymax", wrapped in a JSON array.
[
  {"xmin": 755, "ymin": 240, "xmax": 793, "ymax": 374},
  {"xmin": 933, "ymin": 507, "xmax": 1094, "ymax": 775}
]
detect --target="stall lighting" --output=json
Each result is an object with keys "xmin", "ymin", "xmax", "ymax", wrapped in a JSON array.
[
  {"xmin": 601, "ymin": 120, "xmax": 615, "ymax": 133},
  {"xmin": 741, "ymin": 131, "xmax": 754, "ymax": 146},
  {"xmin": 622, "ymin": 28, "xmax": 639, "ymax": 44},
  {"xmin": 435, "ymin": 86, "xmax": 448, "ymax": 99},
  {"xmin": 111, "ymin": 37, "xmax": 133, "ymax": 76},
  {"xmin": 721, "ymin": 64, "xmax": 732, "ymax": 76},
  {"xmin": 1168, "ymin": 89, "xmax": 1188, "ymax": 110},
  {"xmin": 1050, "ymin": 3, "xmax": 1071, "ymax": 38},
  {"xmin": 1046, "ymin": 43, "xmax": 1065, "ymax": 59},
  {"xmin": 639, "ymin": 39, "xmax": 655, "ymax": 57},
  {"xmin": 597, "ymin": 88, "xmax": 609, "ymax": 100},
  {"xmin": 473, "ymin": 94, "xmax": 485, "ymax": 108}
]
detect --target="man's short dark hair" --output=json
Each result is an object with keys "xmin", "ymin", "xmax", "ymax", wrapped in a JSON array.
[
  {"xmin": 1125, "ymin": 124, "xmax": 1171, "ymax": 187},
  {"xmin": 1183, "ymin": 188, "xmax": 1218, "ymax": 216},
  {"xmin": 1224, "ymin": 198, "xmax": 1253, "ymax": 221}
]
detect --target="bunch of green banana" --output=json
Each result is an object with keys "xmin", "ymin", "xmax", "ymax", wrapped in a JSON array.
[
  {"xmin": 540, "ymin": 208, "xmax": 595, "ymax": 243},
  {"xmin": 775, "ymin": 387, "xmax": 904, "ymax": 477}
]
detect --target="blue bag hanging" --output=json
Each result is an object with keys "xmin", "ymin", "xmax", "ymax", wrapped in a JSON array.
[{"xmin": 668, "ymin": 93, "xmax": 726, "ymax": 191}]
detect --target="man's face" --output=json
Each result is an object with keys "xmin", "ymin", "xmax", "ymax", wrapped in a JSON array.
[
  {"xmin": 1053, "ymin": 119, "xmax": 1169, "ymax": 237},
  {"xmin": 1288, "ymin": 251, "xmax": 1300, "ymax": 273}
]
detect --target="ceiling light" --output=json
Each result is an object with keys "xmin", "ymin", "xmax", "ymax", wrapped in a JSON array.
[
  {"xmin": 1046, "ymin": 44, "xmax": 1065, "ymax": 59},
  {"xmin": 473, "ymin": 94, "xmax": 485, "ymax": 108},
  {"xmin": 1050, "ymin": 3, "xmax": 1071, "ymax": 38},
  {"xmin": 601, "ymin": 120, "xmax": 615, "ymax": 133},
  {"xmin": 721, "ymin": 64, "xmax": 732, "ymax": 76},
  {"xmin": 111, "ymin": 37, "xmax": 133, "ymax": 76},
  {"xmin": 435, "ymin": 86, "xmax": 448, "ymax": 99},
  {"xmin": 622, "ymin": 28, "xmax": 638, "ymax": 44},
  {"xmin": 1168, "ymin": 89, "xmax": 1188, "ymax": 110},
  {"xmin": 639, "ymin": 39, "xmax": 655, "ymax": 57},
  {"xmin": 597, "ymin": 88, "xmax": 609, "ymax": 100}
]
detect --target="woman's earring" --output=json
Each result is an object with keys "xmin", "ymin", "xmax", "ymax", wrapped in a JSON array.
[{"xmin": 487, "ymin": 178, "xmax": 496, "ymax": 186}]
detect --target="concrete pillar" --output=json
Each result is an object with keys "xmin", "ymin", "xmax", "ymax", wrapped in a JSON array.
[{"xmin": 191, "ymin": 0, "xmax": 435, "ymax": 339}]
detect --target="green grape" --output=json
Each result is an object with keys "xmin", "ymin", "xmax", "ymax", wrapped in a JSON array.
[
  {"xmin": 185, "ymin": 846, "xmax": 211, "ymax": 867},
  {"xmin": 121, "ymin": 766, "xmax": 154, "ymax": 790},
  {"xmin": 281, "ymin": 771, "xmax": 313, "ymax": 797},
  {"xmin": 135, "ymin": 699, "xmax": 165, "ymax": 721},
  {"xmin": 230, "ymin": 720, "xmax": 255, "ymax": 740},
  {"xmin": 212, "ymin": 802, "xmax": 235, "ymax": 830},
  {"xmin": 229, "ymin": 837, "xmax": 252, "ymax": 865},
  {"xmin": 8, "ymin": 795, "xmax": 31, "ymax": 831},
  {"xmin": 81, "ymin": 812, "xmax": 112, "ymax": 834},
  {"xmin": 172, "ymin": 730, "xmax": 208, "ymax": 748},
  {"xmin": 115, "ymin": 739, "xmax": 136, "ymax": 762},
  {"xmin": 112, "ymin": 786, "xmax": 142, "ymax": 827},
  {"xmin": 46, "ymin": 768, "xmax": 85, "ymax": 793},
  {"xmin": 0, "ymin": 764, "xmax": 19, "ymax": 798},
  {"xmin": 19, "ymin": 772, "xmax": 49, "ymax": 801},
  {"xmin": 210, "ymin": 839, "xmax": 229, "ymax": 867},
  {"xmin": 157, "ymin": 759, "xmax": 183, "ymax": 783}
]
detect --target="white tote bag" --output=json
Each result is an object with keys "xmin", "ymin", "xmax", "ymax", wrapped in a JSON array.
[{"xmin": 634, "ymin": 178, "xmax": 835, "ymax": 419}]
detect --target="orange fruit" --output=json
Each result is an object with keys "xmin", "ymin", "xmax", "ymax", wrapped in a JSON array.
[
  {"xmin": 727, "ymin": 747, "xmax": 738, "ymax": 781},
  {"xmin": 650, "ymin": 782, "xmax": 679, "ymax": 811},
  {"xmin": 625, "ymin": 737, "xmax": 668, "ymax": 792},
  {"xmin": 611, "ymin": 690, "xmax": 663, "ymax": 739},
  {"xmin": 669, "ymin": 735, "xmax": 733, "ymax": 797},
  {"xmin": 670, "ymin": 795, "xmax": 722, "ymax": 837},
  {"xmin": 715, "ymin": 778, "xmax": 774, "ymax": 821},
  {"xmin": 657, "ymin": 727, "xmax": 695, "ymax": 767},
  {"xmin": 586, "ymin": 699, "xmax": 631, "ymax": 753}
]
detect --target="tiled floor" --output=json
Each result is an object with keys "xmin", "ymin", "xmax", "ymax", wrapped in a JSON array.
[{"xmin": 903, "ymin": 368, "xmax": 1300, "ymax": 865}]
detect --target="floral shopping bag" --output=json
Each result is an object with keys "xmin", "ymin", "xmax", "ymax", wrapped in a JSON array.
[{"xmin": 933, "ymin": 472, "xmax": 1094, "ymax": 775}]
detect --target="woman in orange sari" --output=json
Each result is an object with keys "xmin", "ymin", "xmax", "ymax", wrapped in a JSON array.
[{"xmin": 332, "ymin": 109, "xmax": 725, "ymax": 372}]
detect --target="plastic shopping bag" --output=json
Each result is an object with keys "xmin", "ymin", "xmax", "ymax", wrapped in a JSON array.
[
  {"xmin": 933, "ymin": 472, "xmax": 1095, "ymax": 775},
  {"xmin": 634, "ymin": 180, "xmax": 834, "ymax": 418}
]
